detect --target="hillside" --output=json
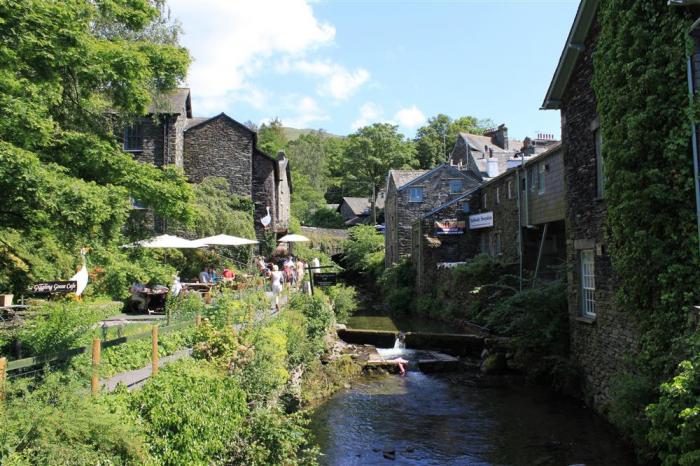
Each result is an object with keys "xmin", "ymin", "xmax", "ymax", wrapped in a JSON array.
[{"xmin": 282, "ymin": 127, "xmax": 343, "ymax": 141}]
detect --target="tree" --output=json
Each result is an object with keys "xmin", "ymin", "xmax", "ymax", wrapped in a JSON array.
[
  {"xmin": 257, "ymin": 118, "xmax": 287, "ymax": 155},
  {"xmin": 414, "ymin": 114, "xmax": 492, "ymax": 169},
  {"xmin": 0, "ymin": 0, "xmax": 193, "ymax": 293},
  {"xmin": 341, "ymin": 123, "xmax": 417, "ymax": 222},
  {"xmin": 285, "ymin": 131, "xmax": 329, "ymax": 193}
]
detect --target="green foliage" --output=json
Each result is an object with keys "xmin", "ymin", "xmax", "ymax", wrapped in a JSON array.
[
  {"xmin": 133, "ymin": 359, "xmax": 248, "ymax": 465},
  {"xmin": 291, "ymin": 171, "xmax": 328, "ymax": 224},
  {"xmin": 593, "ymin": 3, "xmax": 700, "ymax": 459},
  {"xmin": 379, "ymin": 258, "xmax": 416, "ymax": 313},
  {"xmin": 414, "ymin": 114, "xmax": 492, "ymax": 169},
  {"xmin": 288, "ymin": 293, "xmax": 334, "ymax": 356},
  {"xmin": 0, "ymin": 372, "xmax": 151, "ymax": 465},
  {"xmin": 258, "ymin": 118, "xmax": 288, "ymax": 155},
  {"xmin": 228, "ymin": 408, "xmax": 319, "ymax": 466},
  {"xmin": 325, "ymin": 284, "xmax": 358, "ymax": 323},
  {"xmin": 343, "ymin": 225, "xmax": 385, "ymax": 282},
  {"xmin": 239, "ymin": 325, "xmax": 289, "ymax": 404},
  {"xmin": 340, "ymin": 123, "xmax": 417, "ymax": 200},
  {"xmin": 0, "ymin": 0, "xmax": 194, "ymax": 294},
  {"xmin": 18, "ymin": 301, "xmax": 113, "ymax": 356},
  {"xmin": 308, "ymin": 207, "xmax": 346, "ymax": 229},
  {"xmin": 647, "ymin": 355, "xmax": 700, "ymax": 466}
]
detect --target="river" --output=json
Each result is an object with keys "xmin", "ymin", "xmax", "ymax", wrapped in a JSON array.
[{"xmin": 310, "ymin": 371, "xmax": 635, "ymax": 465}]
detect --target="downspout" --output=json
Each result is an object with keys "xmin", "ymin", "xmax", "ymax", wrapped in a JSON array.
[{"xmin": 516, "ymin": 168, "xmax": 524, "ymax": 291}]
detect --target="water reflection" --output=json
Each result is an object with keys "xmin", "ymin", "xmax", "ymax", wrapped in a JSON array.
[{"xmin": 311, "ymin": 373, "xmax": 635, "ymax": 466}]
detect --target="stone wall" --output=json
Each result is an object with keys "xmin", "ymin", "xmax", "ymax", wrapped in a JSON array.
[
  {"xmin": 561, "ymin": 22, "xmax": 638, "ymax": 411},
  {"xmin": 252, "ymin": 150, "xmax": 277, "ymax": 241},
  {"xmin": 526, "ymin": 148, "xmax": 565, "ymax": 225},
  {"xmin": 390, "ymin": 167, "xmax": 481, "ymax": 265},
  {"xmin": 131, "ymin": 117, "xmax": 165, "ymax": 167},
  {"xmin": 384, "ymin": 180, "xmax": 400, "ymax": 266},
  {"xmin": 183, "ymin": 115, "xmax": 253, "ymax": 197},
  {"xmin": 477, "ymin": 171, "xmax": 520, "ymax": 261}
]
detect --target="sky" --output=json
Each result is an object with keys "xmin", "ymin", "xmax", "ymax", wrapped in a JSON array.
[{"xmin": 167, "ymin": 0, "xmax": 579, "ymax": 141}]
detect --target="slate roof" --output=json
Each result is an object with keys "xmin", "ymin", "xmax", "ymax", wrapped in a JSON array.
[
  {"xmin": 185, "ymin": 117, "xmax": 210, "ymax": 130},
  {"xmin": 388, "ymin": 170, "xmax": 430, "ymax": 189},
  {"xmin": 340, "ymin": 197, "xmax": 371, "ymax": 216},
  {"xmin": 148, "ymin": 88, "xmax": 192, "ymax": 116}
]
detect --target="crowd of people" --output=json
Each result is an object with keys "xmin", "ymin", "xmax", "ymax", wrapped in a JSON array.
[{"xmin": 255, "ymin": 255, "xmax": 320, "ymax": 296}]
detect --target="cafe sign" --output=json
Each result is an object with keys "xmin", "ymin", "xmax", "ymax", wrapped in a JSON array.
[
  {"xmin": 313, "ymin": 273, "xmax": 337, "ymax": 287},
  {"xmin": 31, "ymin": 281, "xmax": 78, "ymax": 294},
  {"xmin": 469, "ymin": 212, "xmax": 494, "ymax": 230},
  {"xmin": 435, "ymin": 219, "xmax": 465, "ymax": 235}
]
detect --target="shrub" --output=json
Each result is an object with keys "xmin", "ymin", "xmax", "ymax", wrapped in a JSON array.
[
  {"xmin": 192, "ymin": 319, "xmax": 252, "ymax": 373},
  {"xmin": 380, "ymin": 258, "xmax": 416, "ymax": 313},
  {"xmin": 274, "ymin": 310, "xmax": 316, "ymax": 369},
  {"xmin": 132, "ymin": 359, "xmax": 248, "ymax": 465},
  {"xmin": 228, "ymin": 408, "xmax": 319, "ymax": 466},
  {"xmin": 325, "ymin": 284, "xmax": 358, "ymax": 323},
  {"xmin": 308, "ymin": 207, "xmax": 345, "ymax": 229},
  {"xmin": 647, "ymin": 353, "xmax": 700, "ymax": 466},
  {"xmin": 0, "ymin": 372, "xmax": 151, "ymax": 465},
  {"xmin": 239, "ymin": 325, "xmax": 289, "ymax": 404},
  {"xmin": 288, "ymin": 293, "xmax": 334, "ymax": 355},
  {"xmin": 343, "ymin": 225, "xmax": 385, "ymax": 282},
  {"xmin": 166, "ymin": 291, "xmax": 205, "ymax": 322}
]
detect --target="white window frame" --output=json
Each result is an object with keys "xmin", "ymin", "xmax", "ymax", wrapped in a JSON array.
[
  {"xmin": 483, "ymin": 192, "xmax": 488, "ymax": 209},
  {"xmin": 507, "ymin": 180, "xmax": 513, "ymax": 199},
  {"xmin": 538, "ymin": 162, "xmax": 546, "ymax": 195},
  {"xmin": 449, "ymin": 179, "xmax": 463, "ymax": 194},
  {"xmin": 496, "ymin": 187, "xmax": 500, "ymax": 204},
  {"xmin": 580, "ymin": 249, "xmax": 596, "ymax": 317},
  {"xmin": 409, "ymin": 187, "xmax": 423, "ymax": 203}
]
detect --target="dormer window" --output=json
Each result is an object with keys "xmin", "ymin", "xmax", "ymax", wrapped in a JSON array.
[
  {"xmin": 124, "ymin": 123, "xmax": 144, "ymax": 152},
  {"xmin": 449, "ymin": 180, "xmax": 463, "ymax": 193},
  {"xmin": 409, "ymin": 187, "xmax": 423, "ymax": 203}
]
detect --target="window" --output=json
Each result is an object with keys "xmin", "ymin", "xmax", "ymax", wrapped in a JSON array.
[
  {"xmin": 528, "ymin": 166, "xmax": 538, "ymax": 192},
  {"xmin": 449, "ymin": 179, "xmax": 463, "ymax": 193},
  {"xmin": 124, "ymin": 123, "xmax": 144, "ymax": 151},
  {"xmin": 482, "ymin": 192, "xmax": 488, "ymax": 208},
  {"xmin": 580, "ymin": 249, "xmax": 596, "ymax": 317},
  {"xmin": 491, "ymin": 231, "xmax": 501, "ymax": 256},
  {"xmin": 495, "ymin": 187, "xmax": 500, "ymax": 204},
  {"xmin": 538, "ymin": 162, "xmax": 546, "ymax": 194},
  {"xmin": 507, "ymin": 180, "xmax": 513, "ymax": 199},
  {"xmin": 462, "ymin": 203, "xmax": 470, "ymax": 213},
  {"xmin": 595, "ymin": 128, "xmax": 605, "ymax": 198},
  {"xmin": 409, "ymin": 187, "xmax": 423, "ymax": 203}
]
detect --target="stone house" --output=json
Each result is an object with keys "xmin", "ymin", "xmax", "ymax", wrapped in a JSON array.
[
  {"xmin": 337, "ymin": 197, "xmax": 371, "ymax": 226},
  {"xmin": 448, "ymin": 124, "xmax": 526, "ymax": 178},
  {"xmin": 122, "ymin": 88, "xmax": 291, "ymax": 241},
  {"xmin": 412, "ymin": 144, "xmax": 566, "ymax": 292},
  {"xmin": 541, "ymin": 0, "xmax": 637, "ymax": 410},
  {"xmin": 384, "ymin": 165, "xmax": 481, "ymax": 267}
]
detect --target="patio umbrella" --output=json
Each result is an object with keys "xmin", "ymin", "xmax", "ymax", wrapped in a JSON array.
[
  {"xmin": 277, "ymin": 233, "xmax": 310, "ymax": 255},
  {"xmin": 197, "ymin": 234, "xmax": 258, "ymax": 246},
  {"xmin": 121, "ymin": 234, "xmax": 205, "ymax": 249}
]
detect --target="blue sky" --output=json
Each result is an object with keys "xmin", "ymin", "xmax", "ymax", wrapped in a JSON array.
[{"xmin": 168, "ymin": 0, "xmax": 578, "ymax": 141}]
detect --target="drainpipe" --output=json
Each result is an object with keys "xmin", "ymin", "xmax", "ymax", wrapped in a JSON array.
[
  {"xmin": 687, "ymin": 22, "xmax": 700, "ymax": 256},
  {"xmin": 516, "ymin": 167, "xmax": 524, "ymax": 291}
]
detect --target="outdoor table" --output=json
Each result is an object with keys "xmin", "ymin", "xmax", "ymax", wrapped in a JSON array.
[{"xmin": 130, "ymin": 288, "xmax": 168, "ymax": 314}]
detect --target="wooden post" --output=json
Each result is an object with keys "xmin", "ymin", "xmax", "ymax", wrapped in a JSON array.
[
  {"xmin": 91, "ymin": 339, "xmax": 100, "ymax": 396},
  {"xmin": 151, "ymin": 325, "xmax": 159, "ymax": 377},
  {"xmin": 0, "ymin": 357, "xmax": 7, "ymax": 401},
  {"xmin": 195, "ymin": 313, "xmax": 202, "ymax": 327},
  {"xmin": 204, "ymin": 291, "xmax": 212, "ymax": 305}
]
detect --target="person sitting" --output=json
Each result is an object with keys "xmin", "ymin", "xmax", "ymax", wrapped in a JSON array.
[
  {"xmin": 129, "ymin": 281, "xmax": 147, "ymax": 312},
  {"xmin": 198, "ymin": 268, "xmax": 210, "ymax": 283},
  {"xmin": 222, "ymin": 268, "xmax": 235, "ymax": 282},
  {"xmin": 208, "ymin": 267, "xmax": 219, "ymax": 284},
  {"xmin": 171, "ymin": 275, "xmax": 182, "ymax": 296}
]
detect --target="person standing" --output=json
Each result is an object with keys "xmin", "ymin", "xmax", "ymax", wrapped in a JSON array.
[
  {"xmin": 270, "ymin": 264, "xmax": 284, "ymax": 312},
  {"xmin": 295, "ymin": 258, "xmax": 306, "ymax": 289}
]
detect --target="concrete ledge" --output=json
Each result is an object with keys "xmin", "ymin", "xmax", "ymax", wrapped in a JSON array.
[
  {"xmin": 337, "ymin": 329, "xmax": 398, "ymax": 347},
  {"xmin": 405, "ymin": 332, "xmax": 484, "ymax": 357}
]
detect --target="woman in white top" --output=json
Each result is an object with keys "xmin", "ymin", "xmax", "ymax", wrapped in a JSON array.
[{"xmin": 270, "ymin": 264, "xmax": 284, "ymax": 295}]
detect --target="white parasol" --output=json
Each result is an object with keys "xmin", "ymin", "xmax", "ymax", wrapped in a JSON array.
[
  {"xmin": 197, "ymin": 234, "xmax": 259, "ymax": 246},
  {"xmin": 277, "ymin": 234, "xmax": 310, "ymax": 243}
]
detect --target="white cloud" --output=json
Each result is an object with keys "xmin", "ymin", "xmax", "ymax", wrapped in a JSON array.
[
  {"xmin": 292, "ymin": 60, "xmax": 370, "ymax": 100},
  {"xmin": 351, "ymin": 102, "xmax": 385, "ymax": 130},
  {"xmin": 282, "ymin": 96, "xmax": 330, "ymax": 128},
  {"xmin": 168, "ymin": 0, "xmax": 336, "ymax": 112},
  {"xmin": 393, "ymin": 105, "xmax": 426, "ymax": 129}
]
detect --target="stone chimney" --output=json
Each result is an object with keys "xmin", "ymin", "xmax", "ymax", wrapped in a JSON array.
[{"xmin": 485, "ymin": 124, "xmax": 509, "ymax": 150}]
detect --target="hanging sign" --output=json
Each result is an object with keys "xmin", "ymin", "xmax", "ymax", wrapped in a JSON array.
[
  {"xmin": 30, "ymin": 281, "xmax": 78, "ymax": 294},
  {"xmin": 435, "ymin": 219, "xmax": 466, "ymax": 235},
  {"xmin": 469, "ymin": 212, "xmax": 494, "ymax": 229},
  {"xmin": 313, "ymin": 273, "xmax": 337, "ymax": 287}
]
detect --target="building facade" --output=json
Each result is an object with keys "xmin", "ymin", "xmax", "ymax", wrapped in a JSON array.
[
  {"xmin": 384, "ymin": 165, "xmax": 481, "ymax": 267},
  {"xmin": 542, "ymin": 0, "xmax": 637, "ymax": 410},
  {"xmin": 123, "ymin": 88, "xmax": 291, "ymax": 241}
]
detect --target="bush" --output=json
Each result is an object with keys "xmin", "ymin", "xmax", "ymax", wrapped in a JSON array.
[
  {"xmin": 229, "ymin": 408, "xmax": 319, "ymax": 466},
  {"xmin": 192, "ymin": 319, "xmax": 252, "ymax": 373},
  {"xmin": 166, "ymin": 291, "xmax": 205, "ymax": 322},
  {"xmin": 239, "ymin": 325, "xmax": 289, "ymax": 404},
  {"xmin": 274, "ymin": 310, "xmax": 316, "ymax": 369},
  {"xmin": 380, "ymin": 258, "xmax": 416, "ymax": 313},
  {"xmin": 647, "ymin": 353, "xmax": 700, "ymax": 466},
  {"xmin": 0, "ymin": 372, "xmax": 151, "ymax": 465},
  {"xmin": 343, "ymin": 225, "xmax": 384, "ymax": 282},
  {"xmin": 132, "ymin": 359, "xmax": 248, "ymax": 465},
  {"xmin": 288, "ymin": 293, "xmax": 334, "ymax": 356},
  {"xmin": 308, "ymin": 207, "xmax": 345, "ymax": 229},
  {"xmin": 325, "ymin": 284, "xmax": 358, "ymax": 323}
]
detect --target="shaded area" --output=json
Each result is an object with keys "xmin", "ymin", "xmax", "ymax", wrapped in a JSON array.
[{"xmin": 311, "ymin": 373, "xmax": 635, "ymax": 466}]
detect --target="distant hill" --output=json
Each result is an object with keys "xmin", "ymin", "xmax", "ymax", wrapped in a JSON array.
[{"xmin": 282, "ymin": 127, "xmax": 343, "ymax": 141}]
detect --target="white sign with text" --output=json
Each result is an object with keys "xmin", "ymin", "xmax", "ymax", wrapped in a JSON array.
[{"xmin": 469, "ymin": 212, "xmax": 494, "ymax": 229}]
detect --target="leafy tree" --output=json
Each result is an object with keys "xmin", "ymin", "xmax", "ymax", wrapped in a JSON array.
[
  {"xmin": 290, "ymin": 172, "xmax": 327, "ymax": 225},
  {"xmin": 258, "ymin": 117, "xmax": 287, "ymax": 155},
  {"xmin": 340, "ymin": 123, "xmax": 417, "ymax": 221},
  {"xmin": 0, "ymin": 0, "xmax": 193, "ymax": 293},
  {"xmin": 414, "ymin": 114, "xmax": 492, "ymax": 169}
]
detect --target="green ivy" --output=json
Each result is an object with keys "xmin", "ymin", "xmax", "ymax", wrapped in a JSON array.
[{"xmin": 592, "ymin": 0, "xmax": 700, "ymax": 458}]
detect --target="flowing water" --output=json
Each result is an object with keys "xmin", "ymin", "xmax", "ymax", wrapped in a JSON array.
[{"xmin": 311, "ymin": 367, "xmax": 635, "ymax": 466}]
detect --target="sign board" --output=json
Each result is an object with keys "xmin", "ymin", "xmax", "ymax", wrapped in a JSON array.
[
  {"xmin": 313, "ymin": 273, "xmax": 337, "ymax": 287},
  {"xmin": 435, "ymin": 219, "xmax": 465, "ymax": 235},
  {"xmin": 31, "ymin": 281, "xmax": 78, "ymax": 295},
  {"xmin": 469, "ymin": 212, "xmax": 494, "ymax": 230}
]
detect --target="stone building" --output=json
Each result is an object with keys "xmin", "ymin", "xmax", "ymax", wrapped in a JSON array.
[
  {"xmin": 122, "ymin": 88, "xmax": 291, "ymax": 241},
  {"xmin": 542, "ymin": 0, "xmax": 637, "ymax": 410},
  {"xmin": 412, "ymin": 144, "xmax": 566, "ymax": 292},
  {"xmin": 448, "ymin": 125, "xmax": 526, "ymax": 178},
  {"xmin": 337, "ymin": 197, "xmax": 371, "ymax": 226},
  {"xmin": 384, "ymin": 165, "xmax": 481, "ymax": 267}
]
